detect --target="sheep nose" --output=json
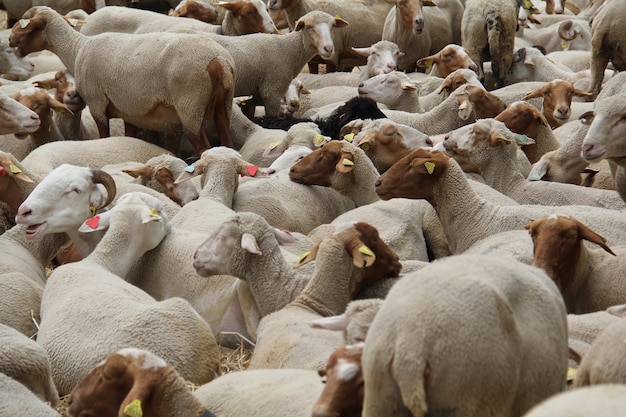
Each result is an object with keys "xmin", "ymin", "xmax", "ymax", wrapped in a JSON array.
[
  {"xmin": 358, "ymin": 82, "xmax": 364, "ymax": 88},
  {"xmin": 374, "ymin": 178, "xmax": 382, "ymax": 187},
  {"xmin": 16, "ymin": 205, "xmax": 32, "ymax": 222},
  {"xmin": 414, "ymin": 18, "xmax": 424, "ymax": 31},
  {"xmin": 31, "ymin": 113, "xmax": 40, "ymax": 121},
  {"xmin": 324, "ymin": 45, "xmax": 333, "ymax": 55}
]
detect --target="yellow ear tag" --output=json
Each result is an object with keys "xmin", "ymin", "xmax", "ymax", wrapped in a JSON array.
[
  {"xmin": 496, "ymin": 137, "xmax": 509, "ymax": 145},
  {"xmin": 561, "ymin": 40, "xmax": 568, "ymax": 50},
  {"xmin": 358, "ymin": 245, "xmax": 374, "ymax": 256},
  {"xmin": 149, "ymin": 208, "xmax": 161, "ymax": 219},
  {"xmin": 424, "ymin": 59, "xmax": 433, "ymax": 70},
  {"xmin": 424, "ymin": 161, "xmax": 435, "ymax": 174},
  {"xmin": 315, "ymin": 135, "xmax": 325, "ymax": 145},
  {"xmin": 9, "ymin": 164, "xmax": 22, "ymax": 174},
  {"xmin": 68, "ymin": 18, "xmax": 79, "ymax": 27},
  {"xmin": 360, "ymin": 142, "xmax": 370, "ymax": 151},
  {"xmin": 343, "ymin": 133, "xmax": 354, "ymax": 143},
  {"xmin": 335, "ymin": 14, "xmax": 341, "ymax": 19},
  {"xmin": 458, "ymin": 101, "xmax": 468, "ymax": 110},
  {"xmin": 269, "ymin": 142, "xmax": 279, "ymax": 150},
  {"xmin": 566, "ymin": 367, "xmax": 577, "ymax": 382},
  {"xmin": 18, "ymin": 19, "xmax": 30, "ymax": 29},
  {"xmin": 89, "ymin": 205, "xmax": 96, "ymax": 217},
  {"xmin": 342, "ymin": 158, "xmax": 354, "ymax": 166},
  {"xmin": 124, "ymin": 399, "xmax": 143, "ymax": 417},
  {"xmin": 126, "ymin": 171, "xmax": 140, "ymax": 178},
  {"xmin": 524, "ymin": 0, "xmax": 533, "ymax": 8},
  {"xmin": 298, "ymin": 250, "xmax": 311, "ymax": 262}
]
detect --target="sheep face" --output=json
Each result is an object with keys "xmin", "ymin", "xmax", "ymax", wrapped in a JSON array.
[
  {"xmin": 523, "ymin": 80, "xmax": 592, "ymax": 128},
  {"xmin": 374, "ymin": 148, "xmax": 449, "ymax": 202},
  {"xmin": 312, "ymin": 344, "xmax": 365, "ymax": 417},
  {"xmin": 352, "ymin": 41, "xmax": 403, "ymax": 76},
  {"xmin": 392, "ymin": 0, "xmax": 437, "ymax": 35},
  {"xmin": 9, "ymin": 8, "xmax": 52, "ymax": 58},
  {"xmin": 581, "ymin": 95, "xmax": 626, "ymax": 162},
  {"xmin": 358, "ymin": 71, "xmax": 416, "ymax": 105},
  {"xmin": 289, "ymin": 141, "xmax": 350, "ymax": 186},
  {"xmin": 417, "ymin": 44, "xmax": 479, "ymax": 79},
  {"xmin": 0, "ymin": 93, "xmax": 40, "ymax": 134},
  {"xmin": 355, "ymin": 122, "xmax": 413, "ymax": 173},
  {"xmin": 171, "ymin": 0, "xmax": 219, "ymax": 24},
  {"xmin": 495, "ymin": 101, "xmax": 548, "ymax": 140},
  {"xmin": 15, "ymin": 165, "xmax": 116, "ymax": 239},
  {"xmin": 294, "ymin": 12, "xmax": 349, "ymax": 60},
  {"xmin": 67, "ymin": 349, "xmax": 170, "ymax": 417},
  {"xmin": 0, "ymin": 43, "xmax": 34, "ymax": 81}
]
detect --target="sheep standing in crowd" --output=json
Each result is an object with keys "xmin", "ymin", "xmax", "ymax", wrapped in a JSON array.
[
  {"xmin": 9, "ymin": 6, "xmax": 236, "ymax": 155},
  {"xmin": 461, "ymin": 0, "xmax": 518, "ymax": 88}
]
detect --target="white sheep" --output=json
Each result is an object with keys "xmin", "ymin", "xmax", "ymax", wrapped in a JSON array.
[
  {"xmin": 587, "ymin": 0, "xmax": 626, "ymax": 98},
  {"xmin": 523, "ymin": 384, "xmax": 626, "ymax": 417},
  {"xmin": 572, "ymin": 305, "xmax": 626, "ymax": 386},
  {"xmin": 374, "ymin": 148, "xmax": 626, "ymax": 254},
  {"xmin": 381, "ymin": 84, "xmax": 507, "ymax": 136},
  {"xmin": 508, "ymin": 46, "xmax": 614, "ymax": 86},
  {"xmin": 36, "ymin": 192, "xmax": 220, "ymax": 395},
  {"xmin": 279, "ymin": 78, "xmax": 310, "ymax": 117},
  {"xmin": 515, "ymin": 19, "xmax": 591, "ymax": 53},
  {"xmin": 545, "ymin": 50, "xmax": 592, "ymax": 72},
  {"xmin": 10, "ymin": 6, "xmax": 237, "ymax": 155},
  {"xmin": 267, "ymin": 0, "xmax": 393, "ymax": 72},
  {"xmin": 310, "ymin": 298, "xmax": 383, "ymax": 344},
  {"xmin": 224, "ymin": 221, "xmax": 401, "ymax": 370},
  {"xmin": 20, "ymin": 136, "xmax": 172, "ymax": 179},
  {"xmin": 526, "ymin": 215, "xmax": 626, "ymax": 314},
  {"xmin": 0, "ymin": 323, "xmax": 58, "ymax": 406},
  {"xmin": 173, "ymin": 0, "xmax": 278, "ymax": 34},
  {"xmin": 81, "ymin": 7, "xmax": 349, "ymax": 117},
  {"xmin": 0, "ymin": 91, "xmax": 40, "ymax": 135},
  {"xmin": 0, "ymin": 41, "xmax": 34, "ymax": 80},
  {"xmin": 361, "ymin": 254, "xmax": 568, "ymax": 417},
  {"xmin": 442, "ymin": 119, "xmax": 626, "ymax": 210},
  {"xmin": 382, "ymin": 0, "xmax": 464, "ymax": 73},
  {"xmin": 292, "ymin": 86, "xmax": 358, "ymax": 118},
  {"xmin": 0, "ymin": 373, "xmax": 60, "ymax": 417},
  {"xmin": 462, "ymin": 0, "xmax": 518, "ymax": 88}
]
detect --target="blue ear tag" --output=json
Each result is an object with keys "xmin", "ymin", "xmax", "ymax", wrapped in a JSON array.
[
  {"xmin": 185, "ymin": 163, "xmax": 195, "ymax": 173},
  {"xmin": 517, "ymin": 135, "xmax": 529, "ymax": 144}
]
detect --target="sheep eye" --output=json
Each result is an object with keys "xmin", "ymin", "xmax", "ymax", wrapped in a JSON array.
[{"xmin": 73, "ymin": 188, "xmax": 82, "ymax": 194}]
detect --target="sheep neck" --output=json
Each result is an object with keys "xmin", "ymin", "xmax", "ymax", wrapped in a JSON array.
[
  {"xmin": 390, "ymin": 90, "xmax": 420, "ymax": 112},
  {"xmin": 474, "ymin": 146, "xmax": 526, "ymax": 195},
  {"xmin": 238, "ymin": 240, "xmax": 307, "ymax": 316},
  {"xmin": 230, "ymin": 105, "xmax": 259, "ymax": 149},
  {"xmin": 143, "ymin": 367, "xmax": 208, "ymax": 417},
  {"xmin": 199, "ymin": 167, "xmax": 238, "ymax": 206},
  {"xmin": 85, "ymin": 219, "xmax": 151, "ymax": 278},
  {"xmin": 533, "ymin": 125, "xmax": 561, "ymax": 160},
  {"xmin": 413, "ymin": 92, "xmax": 468, "ymax": 135},
  {"xmin": 42, "ymin": 13, "xmax": 85, "ymax": 75},
  {"xmin": 534, "ymin": 55, "xmax": 578, "ymax": 83},
  {"xmin": 330, "ymin": 151, "xmax": 380, "ymax": 207},
  {"xmin": 292, "ymin": 239, "xmax": 361, "ymax": 316},
  {"xmin": 432, "ymin": 161, "xmax": 502, "ymax": 254},
  {"xmin": 4, "ymin": 225, "xmax": 69, "ymax": 278}
]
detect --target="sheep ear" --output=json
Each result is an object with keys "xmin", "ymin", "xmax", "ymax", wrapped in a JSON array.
[
  {"xmin": 410, "ymin": 158, "xmax": 439, "ymax": 175},
  {"xmin": 514, "ymin": 134, "xmax": 534, "ymax": 146},
  {"xmin": 33, "ymin": 79, "xmax": 55, "ymax": 90},
  {"xmin": 336, "ymin": 152, "xmax": 355, "ymax": 173},
  {"xmin": 527, "ymin": 160, "xmax": 549, "ymax": 181},
  {"xmin": 333, "ymin": 17, "xmax": 349, "ymax": 28},
  {"xmin": 513, "ymin": 48, "xmax": 526, "ymax": 63},
  {"xmin": 489, "ymin": 132, "xmax": 511, "ymax": 147},
  {"xmin": 263, "ymin": 140, "xmax": 289, "ymax": 158},
  {"xmin": 119, "ymin": 375, "xmax": 156, "ymax": 417},
  {"xmin": 295, "ymin": 245, "xmax": 320, "ymax": 267},
  {"xmin": 241, "ymin": 233, "xmax": 262, "ymax": 255},
  {"xmin": 572, "ymin": 88, "xmax": 593, "ymax": 98},
  {"xmin": 294, "ymin": 19, "xmax": 305, "ymax": 31},
  {"xmin": 217, "ymin": 1, "xmax": 237, "ymax": 10},
  {"xmin": 522, "ymin": 88, "xmax": 542, "ymax": 100},
  {"xmin": 350, "ymin": 241, "xmax": 376, "ymax": 268},
  {"xmin": 607, "ymin": 304, "xmax": 626, "ymax": 317},
  {"xmin": 457, "ymin": 96, "xmax": 474, "ymax": 121},
  {"xmin": 140, "ymin": 207, "xmax": 162, "ymax": 224},
  {"xmin": 78, "ymin": 212, "xmax": 111, "ymax": 233},
  {"xmin": 2, "ymin": 163, "xmax": 34, "ymax": 183},
  {"xmin": 351, "ymin": 46, "xmax": 372, "ymax": 57},
  {"xmin": 401, "ymin": 81, "xmax": 417, "ymax": 91},
  {"xmin": 436, "ymin": 77, "xmax": 453, "ymax": 94},
  {"xmin": 310, "ymin": 314, "xmax": 348, "ymax": 331},
  {"xmin": 576, "ymin": 220, "xmax": 616, "ymax": 256},
  {"xmin": 123, "ymin": 165, "xmax": 153, "ymax": 180},
  {"xmin": 48, "ymin": 96, "xmax": 74, "ymax": 116},
  {"xmin": 273, "ymin": 228, "xmax": 298, "ymax": 246}
]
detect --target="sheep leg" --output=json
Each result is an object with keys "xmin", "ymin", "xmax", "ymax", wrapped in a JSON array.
[
  {"xmin": 184, "ymin": 128, "xmax": 211, "ymax": 157},
  {"xmin": 124, "ymin": 121, "xmax": 138, "ymax": 138},
  {"xmin": 95, "ymin": 118, "xmax": 110, "ymax": 138},
  {"xmin": 589, "ymin": 50, "xmax": 610, "ymax": 99}
]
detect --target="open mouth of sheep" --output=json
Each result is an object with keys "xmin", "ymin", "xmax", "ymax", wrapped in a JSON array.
[{"xmin": 24, "ymin": 223, "xmax": 45, "ymax": 239}]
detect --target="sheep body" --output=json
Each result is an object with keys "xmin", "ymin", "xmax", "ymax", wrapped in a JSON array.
[
  {"xmin": 0, "ymin": 373, "xmax": 60, "ymax": 417},
  {"xmin": 523, "ymin": 385, "xmax": 626, "ymax": 417},
  {"xmin": 362, "ymin": 254, "xmax": 568, "ymax": 417}
]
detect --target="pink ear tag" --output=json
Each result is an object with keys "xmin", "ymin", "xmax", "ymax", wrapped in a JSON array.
[
  {"xmin": 0, "ymin": 166, "xmax": 5, "ymax": 177},
  {"xmin": 86, "ymin": 216, "xmax": 100, "ymax": 229},
  {"xmin": 246, "ymin": 165, "xmax": 258, "ymax": 176}
]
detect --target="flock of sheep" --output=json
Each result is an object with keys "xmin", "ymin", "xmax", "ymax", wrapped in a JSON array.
[{"xmin": 1, "ymin": 0, "xmax": 626, "ymax": 415}]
